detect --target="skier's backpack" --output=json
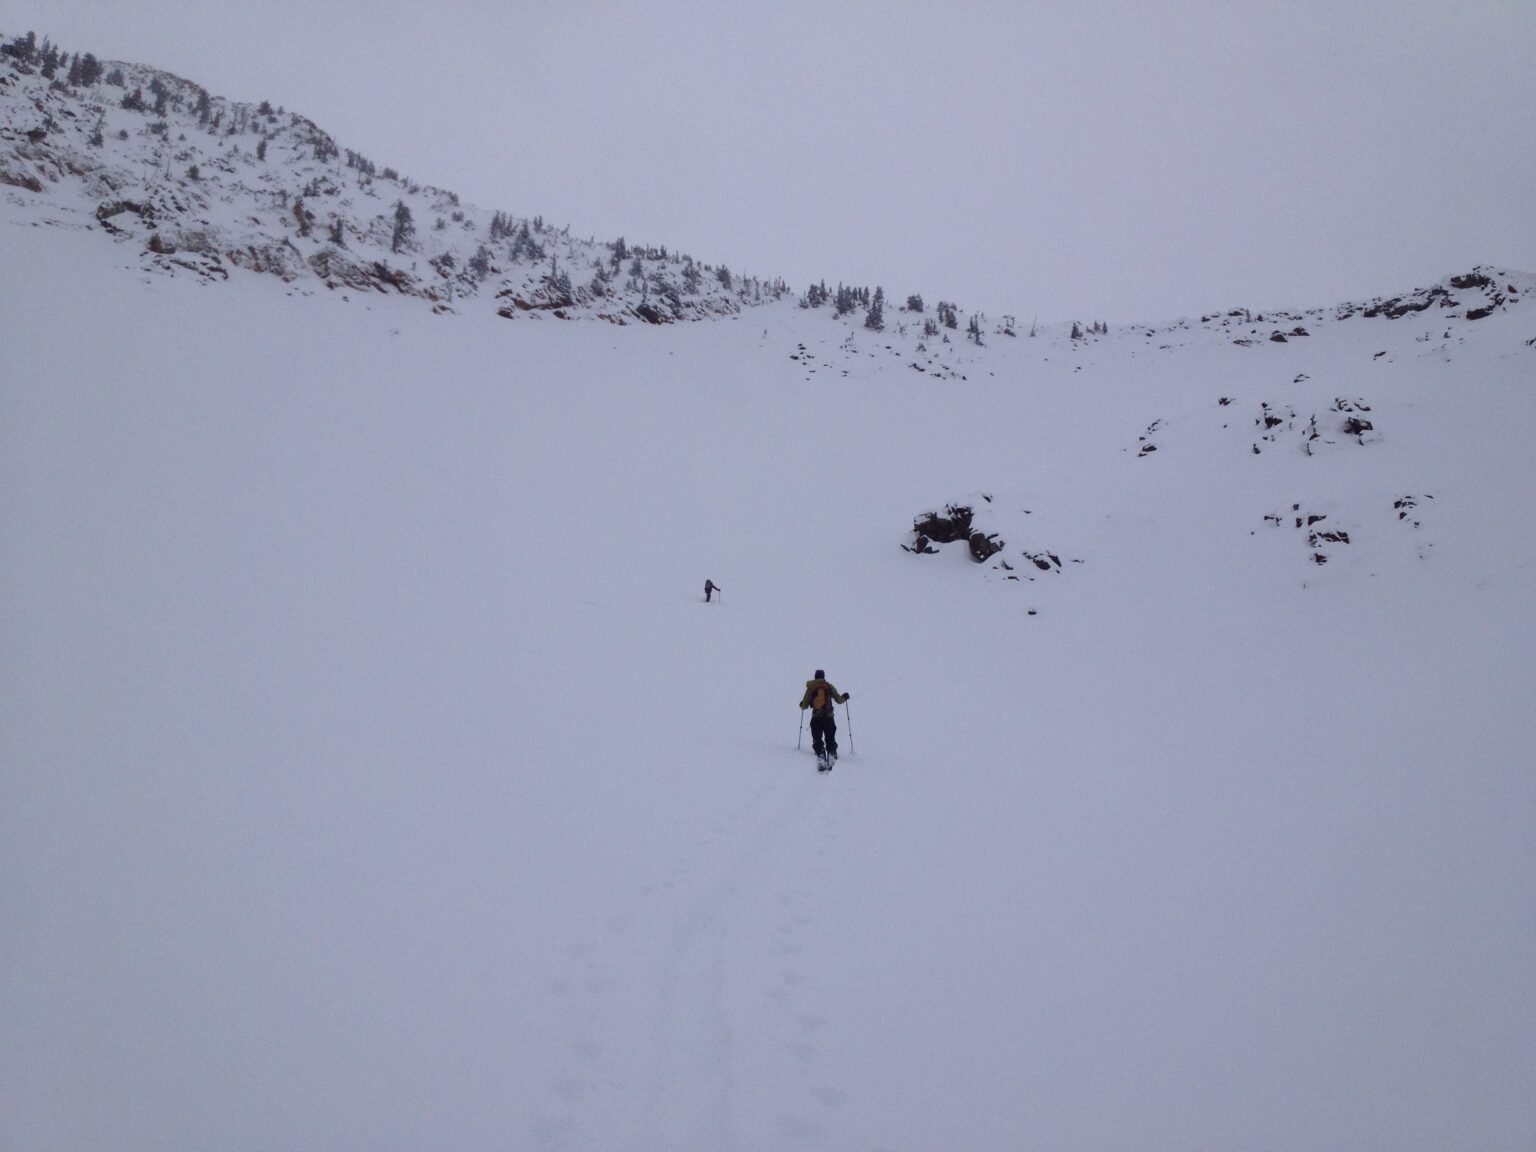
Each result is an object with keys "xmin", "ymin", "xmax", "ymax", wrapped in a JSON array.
[{"xmin": 810, "ymin": 683, "xmax": 827, "ymax": 711}]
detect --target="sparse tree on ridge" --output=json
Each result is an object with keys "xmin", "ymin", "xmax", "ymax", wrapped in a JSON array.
[
  {"xmin": 391, "ymin": 201, "xmax": 415, "ymax": 253},
  {"xmin": 865, "ymin": 286, "xmax": 886, "ymax": 331},
  {"xmin": 2, "ymin": 31, "xmax": 38, "ymax": 63},
  {"xmin": 545, "ymin": 255, "xmax": 573, "ymax": 303}
]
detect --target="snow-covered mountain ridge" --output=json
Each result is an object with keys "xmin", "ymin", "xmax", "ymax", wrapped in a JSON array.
[
  {"xmin": 0, "ymin": 31, "xmax": 786, "ymax": 322},
  {"xmin": 4, "ymin": 31, "xmax": 1534, "ymax": 339}
]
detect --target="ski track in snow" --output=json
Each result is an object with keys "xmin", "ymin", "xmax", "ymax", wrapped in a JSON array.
[{"xmin": 528, "ymin": 758, "xmax": 854, "ymax": 1150}]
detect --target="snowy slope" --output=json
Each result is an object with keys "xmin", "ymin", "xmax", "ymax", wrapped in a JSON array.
[
  {"xmin": 5, "ymin": 36, "xmax": 1536, "ymax": 1152},
  {"xmin": 0, "ymin": 38, "xmax": 784, "ymax": 321}
]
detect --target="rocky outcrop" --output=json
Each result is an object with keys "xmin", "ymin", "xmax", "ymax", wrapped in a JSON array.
[{"xmin": 905, "ymin": 503, "xmax": 1005, "ymax": 564}]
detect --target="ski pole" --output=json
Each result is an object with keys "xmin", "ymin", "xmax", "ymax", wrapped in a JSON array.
[
  {"xmin": 797, "ymin": 708, "xmax": 804, "ymax": 750},
  {"xmin": 845, "ymin": 699, "xmax": 854, "ymax": 755}
]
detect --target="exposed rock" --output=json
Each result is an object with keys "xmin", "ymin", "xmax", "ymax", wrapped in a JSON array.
[
  {"xmin": 1449, "ymin": 272, "xmax": 1492, "ymax": 290},
  {"xmin": 225, "ymin": 240, "xmax": 307, "ymax": 282},
  {"xmin": 912, "ymin": 505, "xmax": 975, "ymax": 545},
  {"xmin": 0, "ymin": 159, "xmax": 42, "ymax": 192},
  {"xmin": 94, "ymin": 198, "xmax": 152, "ymax": 234},
  {"xmin": 308, "ymin": 246, "xmax": 412, "ymax": 294},
  {"xmin": 968, "ymin": 532, "xmax": 1004, "ymax": 563}
]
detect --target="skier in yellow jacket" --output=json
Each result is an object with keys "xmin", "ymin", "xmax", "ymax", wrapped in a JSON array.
[{"xmin": 799, "ymin": 669, "xmax": 850, "ymax": 770}]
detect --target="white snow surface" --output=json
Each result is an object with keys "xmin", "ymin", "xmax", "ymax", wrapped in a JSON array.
[{"xmin": 5, "ymin": 199, "xmax": 1536, "ymax": 1149}]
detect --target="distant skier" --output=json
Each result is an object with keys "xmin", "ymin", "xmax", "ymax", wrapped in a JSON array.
[
  {"xmin": 704, "ymin": 579, "xmax": 721, "ymax": 603},
  {"xmin": 799, "ymin": 669, "xmax": 850, "ymax": 771}
]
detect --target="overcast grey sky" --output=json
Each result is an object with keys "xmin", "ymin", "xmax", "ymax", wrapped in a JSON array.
[{"xmin": 6, "ymin": 1, "xmax": 1534, "ymax": 321}]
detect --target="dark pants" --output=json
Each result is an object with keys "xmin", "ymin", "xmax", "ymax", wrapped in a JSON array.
[{"xmin": 810, "ymin": 712, "xmax": 838, "ymax": 759}]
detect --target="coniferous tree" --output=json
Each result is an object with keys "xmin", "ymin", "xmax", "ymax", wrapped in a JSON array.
[
  {"xmin": 865, "ymin": 286, "xmax": 886, "ymax": 331},
  {"xmin": 545, "ymin": 255, "xmax": 572, "ymax": 302},
  {"xmin": 508, "ymin": 223, "xmax": 544, "ymax": 263},
  {"xmin": 391, "ymin": 201, "xmax": 415, "ymax": 253},
  {"xmin": 2, "ymin": 32, "xmax": 38, "ymax": 63}
]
